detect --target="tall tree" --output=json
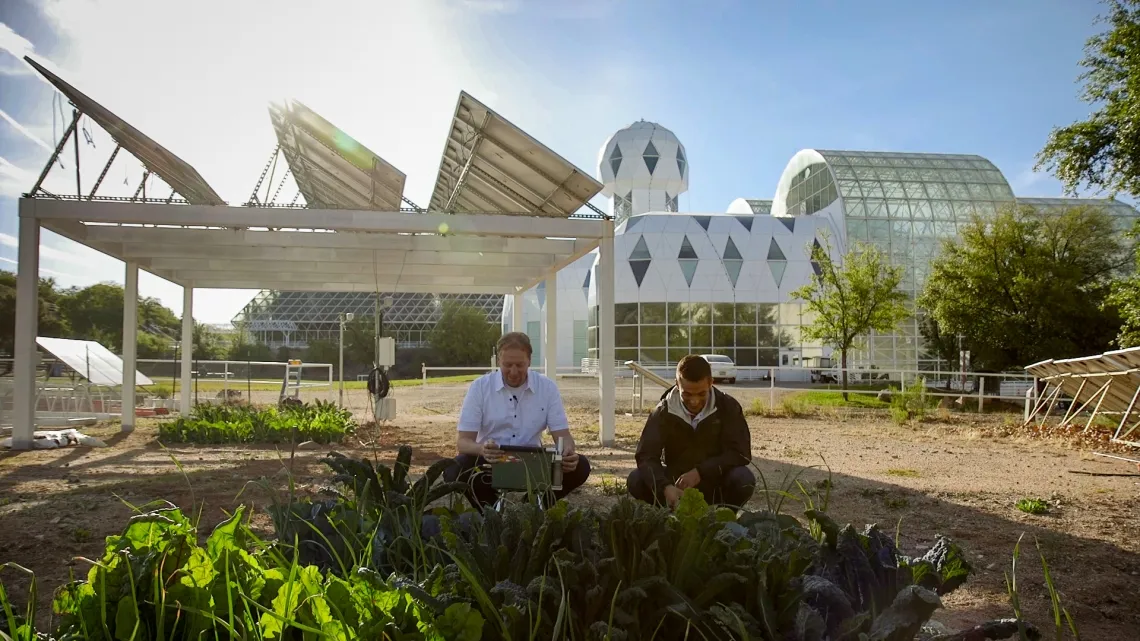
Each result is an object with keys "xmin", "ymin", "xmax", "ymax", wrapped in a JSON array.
[
  {"xmin": 918, "ymin": 204, "xmax": 1127, "ymax": 371},
  {"xmin": 1037, "ymin": 0, "xmax": 1140, "ymax": 196},
  {"xmin": 0, "ymin": 272, "xmax": 69, "ymax": 356},
  {"xmin": 1106, "ymin": 221, "xmax": 1140, "ymax": 346},
  {"xmin": 429, "ymin": 301, "xmax": 498, "ymax": 367},
  {"xmin": 791, "ymin": 238, "xmax": 908, "ymax": 399}
]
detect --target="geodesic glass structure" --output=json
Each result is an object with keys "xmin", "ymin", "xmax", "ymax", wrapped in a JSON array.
[{"xmin": 233, "ymin": 291, "xmax": 503, "ymax": 348}]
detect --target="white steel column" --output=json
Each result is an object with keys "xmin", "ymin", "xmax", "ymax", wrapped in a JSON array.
[
  {"xmin": 11, "ymin": 216, "xmax": 40, "ymax": 450},
  {"xmin": 544, "ymin": 274, "xmax": 558, "ymax": 378},
  {"xmin": 512, "ymin": 292, "xmax": 524, "ymax": 333},
  {"xmin": 121, "ymin": 261, "xmax": 138, "ymax": 432},
  {"xmin": 598, "ymin": 220, "xmax": 616, "ymax": 446},
  {"xmin": 180, "ymin": 285, "xmax": 194, "ymax": 416}
]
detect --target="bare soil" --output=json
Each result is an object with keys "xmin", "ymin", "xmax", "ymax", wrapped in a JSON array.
[{"xmin": 1, "ymin": 381, "xmax": 1138, "ymax": 638}]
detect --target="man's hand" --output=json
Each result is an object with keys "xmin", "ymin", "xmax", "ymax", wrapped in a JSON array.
[
  {"xmin": 663, "ymin": 485, "xmax": 683, "ymax": 508},
  {"xmin": 561, "ymin": 441, "xmax": 579, "ymax": 472},
  {"xmin": 481, "ymin": 439, "xmax": 504, "ymax": 462},
  {"xmin": 675, "ymin": 468, "xmax": 701, "ymax": 490}
]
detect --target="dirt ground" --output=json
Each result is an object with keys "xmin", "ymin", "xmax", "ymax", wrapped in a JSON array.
[{"xmin": 2, "ymin": 380, "xmax": 1138, "ymax": 637}]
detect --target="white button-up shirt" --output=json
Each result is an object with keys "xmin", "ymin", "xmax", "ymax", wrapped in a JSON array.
[{"xmin": 457, "ymin": 370, "xmax": 568, "ymax": 447}]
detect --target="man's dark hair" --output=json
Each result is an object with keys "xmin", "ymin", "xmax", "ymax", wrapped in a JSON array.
[
  {"xmin": 676, "ymin": 354, "xmax": 712, "ymax": 382},
  {"xmin": 497, "ymin": 332, "xmax": 533, "ymax": 357}
]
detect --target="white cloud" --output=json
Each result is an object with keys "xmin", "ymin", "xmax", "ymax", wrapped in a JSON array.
[
  {"xmin": 0, "ymin": 108, "xmax": 53, "ymax": 151},
  {"xmin": 9, "ymin": 0, "xmax": 637, "ymax": 322},
  {"xmin": 0, "ymin": 22, "xmax": 35, "ymax": 59},
  {"xmin": 0, "ymin": 156, "xmax": 34, "ymax": 197},
  {"xmin": 0, "ymin": 230, "xmax": 88, "ymax": 265}
]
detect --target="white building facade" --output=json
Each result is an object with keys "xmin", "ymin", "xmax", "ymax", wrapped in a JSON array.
[{"xmin": 505, "ymin": 125, "xmax": 1140, "ymax": 379}]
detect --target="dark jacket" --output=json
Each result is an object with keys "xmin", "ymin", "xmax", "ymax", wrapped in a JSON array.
[{"xmin": 634, "ymin": 385, "xmax": 753, "ymax": 493}]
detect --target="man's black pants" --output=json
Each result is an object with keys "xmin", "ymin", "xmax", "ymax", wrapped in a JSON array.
[
  {"xmin": 626, "ymin": 466, "xmax": 755, "ymax": 509},
  {"xmin": 444, "ymin": 454, "xmax": 592, "ymax": 510}
]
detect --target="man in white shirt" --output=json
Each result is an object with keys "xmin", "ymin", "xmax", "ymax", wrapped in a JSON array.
[{"xmin": 444, "ymin": 331, "xmax": 590, "ymax": 509}]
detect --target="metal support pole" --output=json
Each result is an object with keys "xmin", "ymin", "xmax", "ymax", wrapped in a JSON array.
[
  {"xmin": 1084, "ymin": 380, "xmax": 1113, "ymax": 432},
  {"xmin": 1060, "ymin": 379, "xmax": 1088, "ymax": 426},
  {"xmin": 598, "ymin": 220, "xmax": 616, "ymax": 446},
  {"xmin": 338, "ymin": 317, "xmax": 345, "ymax": 408},
  {"xmin": 180, "ymin": 285, "xmax": 193, "ymax": 416},
  {"xmin": 29, "ymin": 110, "xmax": 80, "ymax": 196},
  {"xmin": 121, "ymin": 261, "xmax": 138, "ymax": 432},
  {"xmin": 73, "ymin": 110, "xmax": 81, "ymax": 197},
  {"xmin": 770, "ymin": 368, "xmax": 775, "ymax": 410},
  {"xmin": 977, "ymin": 376, "xmax": 984, "ymax": 412},
  {"xmin": 1115, "ymin": 383, "xmax": 1140, "ymax": 440},
  {"xmin": 544, "ymin": 274, "xmax": 558, "ymax": 379},
  {"xmin": 88, "ymin": 144, "xmax": 120, "ymax": 200},
  {"xmin": 11, "ymin": 214, "xmax": 40, "ymax": 449},
  {"xmin": 132, "ymin": 170, "xmax": 151, "ymax": 201}
]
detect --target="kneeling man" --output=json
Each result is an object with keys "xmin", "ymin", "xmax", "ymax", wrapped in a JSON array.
[
  {"xmin": 628, "ymin": 355, "xmax": 755, "ymax": 509},
  {"xmin": 445, "ymin": 332, "xmax": 590, "ymax": 509}
]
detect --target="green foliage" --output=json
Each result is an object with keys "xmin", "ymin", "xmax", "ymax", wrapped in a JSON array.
[
  {"xmin": 791, "ymin": 238, "xmax": 907, "ymax": 398},
  {"xmin": 228, "ymin": 340, "xmax": 274, "ymax": 362},
  {"xmin": 1036, "ymin": 0, "xmax": 1140, "ymax": 197},
  {"xmin": 0, "ymin": 272, "xmax": 68, "ymax": 357},
  {"xmin": 158, "ymin": 400, "xmax": 355, "ymax": 444},
  {"xmin": 1107, "ymin": 221, "xmax": 1140, "ymax": 347},
  {"xmin": 889, "ymin": 378, "xmax": 931, "ymax": 424},
  {"xmin": 0, "ymin": 505, "xmax": 482, "ymax": 640},
  {"xmin": 192, "ymin": 322, "xmax": 230, "ymax": 360},
  {"xmin": 429, "ymin": 302, "xmax": 498, "ymax": 366},
  {"xmin": 1015, "ymin": 498, "xmax": 1049, "ymax": 515},
  {"xmin": 919, "ymin": 204, "xmax": 1127, "ymax": 372}
]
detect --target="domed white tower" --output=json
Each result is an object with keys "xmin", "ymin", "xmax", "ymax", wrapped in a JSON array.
[{"xmin": 597, "ymin": 121, "xmax": 689, "ymax": 224}]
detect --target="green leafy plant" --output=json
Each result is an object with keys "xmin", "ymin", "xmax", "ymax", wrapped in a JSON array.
[
  {"xmin": 158, "ymin": 399, "xmax": 355, "ymax": 444},
  {"xmin": 1016, "ymin": 498, "xmax": 1049, "ymax": 515},
  {"xmin": 889, "ymin": 377, "xmax": 931, "ymax": 424}
]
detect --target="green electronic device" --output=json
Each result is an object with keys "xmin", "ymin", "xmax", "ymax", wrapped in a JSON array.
[{"xmin": 488, "ymin": 438, "xmax": 565, "ymax": 492}]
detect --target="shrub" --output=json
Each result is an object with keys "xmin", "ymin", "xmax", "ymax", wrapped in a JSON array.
[
  {"xmin": 1016, "ymin": 497, "xmax": 1049, "ymax": 515},
  {"xmin": 158, "ymin": 400, "xmax": 355, "ymax": 444},
  {"xmin": 890, "ymin": 377, "xmax": 930, "ymax": 424}
]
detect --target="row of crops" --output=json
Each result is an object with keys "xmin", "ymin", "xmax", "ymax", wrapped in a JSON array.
[{"xmin": 0, "ymin": 444, "xmax": 1063, "ymax": 640}]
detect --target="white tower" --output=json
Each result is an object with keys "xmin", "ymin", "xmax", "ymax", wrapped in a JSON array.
[{"xmin": 597, "ymin": 121, "xmax": 689, "ymax": 225}]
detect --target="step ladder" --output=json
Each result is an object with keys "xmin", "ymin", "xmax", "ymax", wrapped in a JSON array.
[{"xmin": 279, "ymin": 359, "xmax": 303, "ymax": 405}]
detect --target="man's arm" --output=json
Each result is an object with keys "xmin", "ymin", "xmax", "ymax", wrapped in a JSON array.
[
  {"xmin": 696, "ymin": 400, "xmax": 752, "ymax": 482},
  {"xmin": 634, "ymin": 411, "xmax": 672, "ymax": 494}
]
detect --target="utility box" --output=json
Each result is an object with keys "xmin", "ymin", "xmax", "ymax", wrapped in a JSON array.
[
  {"xmin": 376, "ymin": 337, "xmax": 396, "ymax": 368},
  {"xmin": 374, "ymin": 397, "xmax": 396, "ymax": 421}
]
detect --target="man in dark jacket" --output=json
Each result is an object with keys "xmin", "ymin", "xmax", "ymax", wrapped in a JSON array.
[{"xmin": 626, "ymin": 354, "xmax": 755, "ymax": 509}]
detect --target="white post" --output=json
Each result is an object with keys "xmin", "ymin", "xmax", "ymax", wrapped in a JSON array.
[
  {"xmin": 223, "ymin": 362, "xmax": 229, "ymax": 400},
  {"xmin": 512, "ymin": 292, "xmax": 524, "ymax": 333},
  {"xmin": 338, "ymin": 317, "xmax": 345, "ymax": 408},
  {"xmin": 769, "ymin": 367, "xmax": 775, "ymax": 410},
  {"xmin": 598, "ymin": 221, "xmax": 616, "ymax": 446},
  {"xmin": 978, "ymin": 376, "xmax": 985, "ymax": 413},
  {"xmin": 328, "ymin": 364, "xmax": 334, "ymax": 403},
  {"xmin": 544, "ymin": 274, "xmax": 558, "ymax": 379},
  {"xmin": 121, "ymin": 261, "xmax": 138, "ymax": 432},
  {"xmin": 11, "ymin": 214, "xmax": 40, "ymax": 449},
  {"xmin": 180, "ymin": 285, "xmax": 194, "ymax": 416}
]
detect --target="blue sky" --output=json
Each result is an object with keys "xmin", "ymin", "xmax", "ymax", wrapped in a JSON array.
[{"xmin": 0, "ymin": 0, "xmax": 1115, "ymax": 322}]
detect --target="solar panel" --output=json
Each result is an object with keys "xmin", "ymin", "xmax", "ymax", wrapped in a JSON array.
[
  {"xmin": 36, "ymin": 337, "xmax": 155, "ymax": 387},
  {"xmin": 1024, "ymin": 347, "xmax": 1140, "ymax": 447},
  {"xmin": 269, "ymin": 100, "xmax": 406, "ymax": 211},
  {"xmin": 25, "ymin": 56, "xmax": 225, "ymax": 206},
  {"xmin": 428, "ymin": 91, "xmax": 603, "ymax": 217}
]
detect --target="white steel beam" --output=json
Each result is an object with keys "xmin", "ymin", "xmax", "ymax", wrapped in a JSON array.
[
  {"xmin": 124, "ymin": 246, "xmax": 561, "ymax": 267},
  {"xmin": 598, "ymin": 219, "xmax": 615, "ymax": 446},
  {"xmin": 161, "ymin": 271, "xmax": 514, "ymax": 288},
  {"xmin": 188, "ymin": 281, "xmax": 517, "ymax": 294},
  {"xmin": 544, "ymin": 274, "xmax": 557, "ymax": 379},
  {"xmin": 75, "ymin": 225, "xmax": 593, "ymax": 255},
  {"xmin": 122, "ymin": 261, "xmax": 138, "ymax": 432},
  {"xmin": 24, "ymin": 199, "xmax": 607, "ymax": 240},
  {"xmin": 146, "ymin": 259, "xmax": 552, "ymax": 280},
  {"xmin": 180, "ymin": 285, "xmax": 193, "ymax": 416},
  {"xmin": 11, "ymin": 217, "xmax": 40, "ymax": 450}
]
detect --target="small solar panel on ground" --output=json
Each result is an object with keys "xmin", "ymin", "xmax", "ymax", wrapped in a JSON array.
[{"xmin": 36, "ymin": 337, "xmax": 154, "ymax": 387}]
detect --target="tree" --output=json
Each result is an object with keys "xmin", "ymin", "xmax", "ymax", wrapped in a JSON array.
[
  {"xmin": 918, "ymin": 204, "xmax": 1127, "ymax": 371},
  {"xmin": 429, "ymin": 301, "xmax": 498, "ymax": 366},
  {"xmin": 0, "ymin": 272, "xmax": 69, "ymax": 356},
  {"xmin": 192, "ymin": 322, "xmax": 229, "ymax": 360},
  {"xmin": 1036, "ymin": 0, "xmax": 1140, "ymax": 196},
  {"xmin": 1107, "ymin": 221, "xmax": 1140, "ymax": 346},
  {"xmin": 791, "ymin": 238, "xmax": 908, "ymax": 399}
]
